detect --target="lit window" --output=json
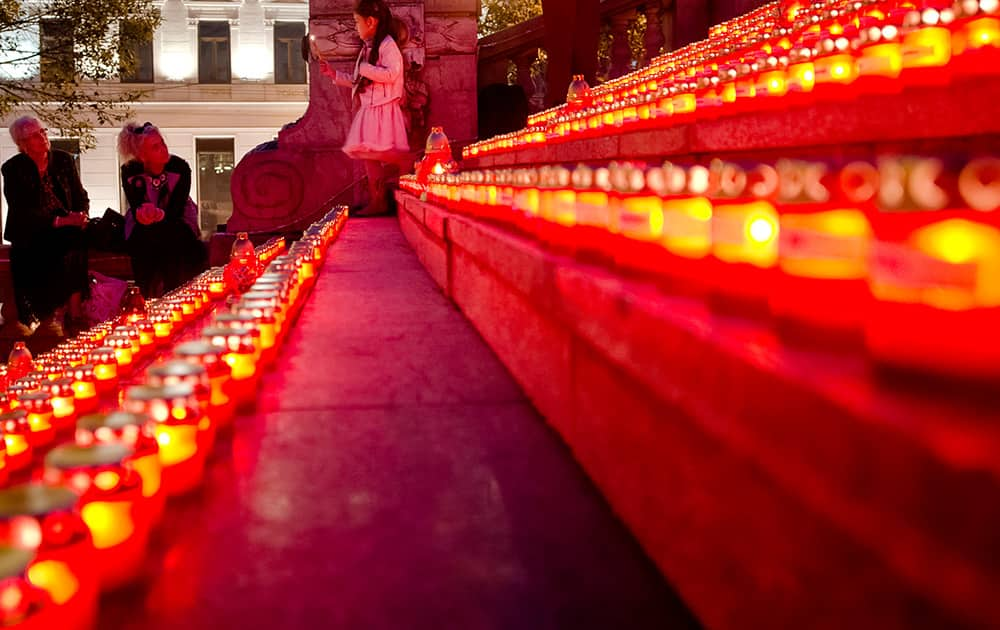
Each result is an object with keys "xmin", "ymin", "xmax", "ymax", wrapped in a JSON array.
[
  {"xmin": 40, "ymin": 19, "xmax": 74, "ymax": 82},
  {"xmin": 198, "ymin": 22, "xmax": 231, "ymax": 84},
  {"xmin": 274, "ymin": 22, "xmax": 306, "ymax": 84},
  {"xmin": 120, "ymin": 20, "xmax": 154, "ymax": 83}
]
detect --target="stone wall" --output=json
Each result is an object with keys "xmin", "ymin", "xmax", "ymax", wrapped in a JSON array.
[{"xmin": 228, "ymin": 0, "xmax": 477, "ymax": 232}]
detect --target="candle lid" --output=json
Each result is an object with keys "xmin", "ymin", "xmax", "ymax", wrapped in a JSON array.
[
  {"xmin": 125, "ymin": 383, "xmax": 195, "ymax": 401},
  {"xmin": 45, "ymin": 443, "xmax": 132, "ymax": 469},
  {"xmin": 0, "ymin": 484, "xmax": 77, "ymax": 518},
  {"xmin": 77, "ymin": 411, "xmax": 149, "ymax": 432},
  {"xmin": 0, "ymin": 547, "xmax": 33, "ymax": 579},
  {"xmin": 0, "ymin": 409, "xmax": 28, "ymax": 424},
  {"xmin": 174, "ymin": 341, "xmax": 224, "ymax": 357},
  {"xmin": 148, "ymin": 360, "xmax": 207, "ymax": 380},
  {"xmin": 202, "ymin": 326, "xmax": 252, "ymax": 338}
]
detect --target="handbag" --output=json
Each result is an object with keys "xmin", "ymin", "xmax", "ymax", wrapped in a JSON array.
[
  {"xmin": 81, "ymin": 271, "xmax": 128, "ymax": 326},
  {"xmin": 85, "ymin": 208, "xmax": 127, "ymax": 252}
]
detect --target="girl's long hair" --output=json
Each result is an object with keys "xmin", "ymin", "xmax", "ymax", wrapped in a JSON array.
[{"xmin": 354, "ymin": 0, "xmax": 393, "ymax": 67}]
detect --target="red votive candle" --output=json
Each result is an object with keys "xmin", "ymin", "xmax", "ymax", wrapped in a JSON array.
[
  {"xmin": 0, "ymin": 483, "xmax": 99, "ymax": 630},
  {"xmin": 15, "ymin": 392, "xmax": 56, "ymax": 448},
  {"xmin": 173, "ymin": 342, "xmax": 233, "ymax": 428},
  {"xmin": 0, "ymin": 411, "xmax": 32, "ymax": 473},
  {"xmin": 124, "ymin": 384, "xmax": 210, "ymax": 496},
  {"xmin": 76, "ymin": 412, "xmax": 164, "ymax": 527},
  {"xmin": 43, "ymin": 443, "xmax": 149, "ymax": 591}
]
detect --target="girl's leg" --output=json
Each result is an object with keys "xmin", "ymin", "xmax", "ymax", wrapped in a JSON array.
[{"xmin": 358, "ymin": 159, "xmax": 388, "ymax": 217}]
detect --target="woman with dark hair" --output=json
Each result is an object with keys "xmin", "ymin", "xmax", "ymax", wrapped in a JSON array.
[
  {"xmin": 118, "ymin": 122, "xmax": 206, "ymax": 298},
  {"xmin": 315, "ymin": 0, "xmax": 410, "ymax": 216},
  {"xmin": 2, "ymin": 115, "xmax": 89, "ymax": 336}
]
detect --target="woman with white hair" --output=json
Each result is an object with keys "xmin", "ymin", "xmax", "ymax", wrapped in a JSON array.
[
  {"xmin": 118, "ymin": 121, "xmax": 206, "ymax": 298},
  {"xmin": 1, "ymin": 115, "xmax": 89, "ymax": 336}
]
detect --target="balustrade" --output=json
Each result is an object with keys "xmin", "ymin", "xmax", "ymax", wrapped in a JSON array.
[{"xmin": 478, "ymin": 0, "xmax": 674, "ymax": 112}]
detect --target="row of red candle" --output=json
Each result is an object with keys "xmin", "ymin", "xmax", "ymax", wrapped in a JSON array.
[
  {"xmin": 401, "ymin": 155, "xmax": 999, "ymax": 381},
  {"xmin": 0, "ymin": 244, "xmax": 276, "ymax": 482},
  {"xmin": 0, "ymin": 209, "xmax": 348, "ymax": 629},
  {"xmin": 465, "ymin": 0, "xmax": 998, "ymax": 158}
]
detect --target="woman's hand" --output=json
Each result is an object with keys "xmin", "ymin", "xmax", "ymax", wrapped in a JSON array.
[{"xmin": 136, "ymin": 202, "xmax": 165, "ymax": 225}]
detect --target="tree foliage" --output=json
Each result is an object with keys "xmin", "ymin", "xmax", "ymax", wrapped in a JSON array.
[
  {"xmin": 0, "ymin": 0, "xmax": 160, "ymax": 147},
  {"xmin": 479, "ymin": 0, "xmax": 542, "ymax": 38}
]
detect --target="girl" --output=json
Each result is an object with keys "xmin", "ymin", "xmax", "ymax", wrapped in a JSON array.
[
  {"xmin": 118, "ymin": 122, "xmax": 207, "ymax": 298},
  {"xmin": 317, "ymin": 0, "xmax": 410, "ymax": 217}
]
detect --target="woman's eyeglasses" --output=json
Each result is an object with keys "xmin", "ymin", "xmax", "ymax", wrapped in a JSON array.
[{"xmin": 130, "ymin": 122, "xmax": 154, "ymax": 135}]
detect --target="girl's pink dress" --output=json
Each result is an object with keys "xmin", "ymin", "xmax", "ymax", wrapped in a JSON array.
[{"xmin": 339, "ymin": 36, "xmax": 409, "ymax": 160}]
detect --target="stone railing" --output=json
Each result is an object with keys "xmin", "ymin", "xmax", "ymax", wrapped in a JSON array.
[{"xmin": 477, "ymin": 0, "xmax": 673, "ymax": 109}]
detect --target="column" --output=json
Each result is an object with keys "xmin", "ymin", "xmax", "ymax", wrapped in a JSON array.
[
  {"xmin": 608, "ymin": 11, "xmax": 634, "ymax": 79},
  {"xmin": 514, "ymin": 50, "xmax": 538, "ymax": 109},
  {"xmin": 643, "ymin": 1, "xmax": 667, "ymax": 61}
]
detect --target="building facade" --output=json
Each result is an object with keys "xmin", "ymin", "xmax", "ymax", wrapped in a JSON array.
[{"xmin": 0, "ymin": 0, "xmax": 310, "ymax": 240}]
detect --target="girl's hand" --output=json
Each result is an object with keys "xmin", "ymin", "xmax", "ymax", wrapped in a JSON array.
[{"xmin": 317, "ymin": 57, "xmax": 332, "ymax": 76}]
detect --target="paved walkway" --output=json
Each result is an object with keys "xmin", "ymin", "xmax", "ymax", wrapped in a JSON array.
[{"xmin": 100, "ymin": 218, "xmax": 700, "ymax": 629}]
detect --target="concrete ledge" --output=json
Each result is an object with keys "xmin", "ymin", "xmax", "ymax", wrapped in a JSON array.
[{"xmin": 396, "ymin": 189, "xmax": 1000, "ymax": 630}]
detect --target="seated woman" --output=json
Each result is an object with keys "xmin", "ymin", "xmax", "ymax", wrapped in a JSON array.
[
  {"xmin": 2, "ymin": 115, "xmax": 89, "ymax": 337},
  {"xmin": 117, "ymin": 122, "xmax": 206, "ymax": 298}
]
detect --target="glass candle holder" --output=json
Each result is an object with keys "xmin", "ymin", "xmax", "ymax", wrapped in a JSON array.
[
  {"xmin": 43, "ymin": 443, "xmax": 149, "ymax": 591},
  {"xmin": 7, "ymin": 379, "xmax": 40, "ymax": 410},
  {"xmin": 76, "ymin": 412, "xmax": 163, "ymax": 527},
  {"xmin": 173, "ymin": 342, "xmax": 234, "ymax": 428},
  {"xmin": 103, "ymin": 335, "xmax": 135, "ymax": 374},
  {"xmin": 118, "ymin": 282, "xmax": 147, "ymax": 326},
  {"xmin": 123, "ymin": 384, "xmax": 210, "ymax": 496},
  {"xmin": 148, "ymin": 312, "xmax": 174, "ymax": 344},
  {"xmin": 0, "ymin": 546, "xmax": 57, "ymax": 629},
  {"xmin": 42, "ymin": 378, "xmax": 76, "ymax": 432},
  {"xmin": 213, "ymin": 313, "xmax": 264, "ymax": 360},
  {"xmin": 15, "ymin": 392, "xmax": 56, "ymax": 448},
  {"xmin": 0, "ymin": 411, "xmax": 32, "ymax": 473},
  {"xmin": 899, "ymin": 2, "xmax": 954, "ymax": 84},
  {"xmin": 39, "ymin": 362, "xmax": 66, "ymax": 383},
  {"xmin": 54, "ymin": 346, "xmax": 86, "ymax": 369},
  {"xmin": 112, "ymin": 326, "xmax": 144, "ymax": 359},
  {"xmin": 234, "ymin": 299, "xmax": 280, "ymax": 356},
  {"xmin": 0, "ymin": 484, "xmax": 99, "ymax": 630},
  {"xmin": 866, "ymin": 154, "xmax": 1000, "ymax": 379},
  {"xmin": 6, "ymin": 343, "xmax": 34, "ymax": 383},
  {"xmin": 87, "ymin": 349, "xmax": 118, "ymax": 395},
  {"xmin": 708, "ymin": 160, "xmax": 781, "ymax": 308},
  {"xmin": 206, "ymin": 267, "xmax": 228, "ymax": 298},
  {"xmin": 201, "ymin": 326, "xmax": 258, "ymax": 395},
  {"xmin": 853, "ymin": 16, "xmax": 904, "ymax": 92},
  {"xmin": 171, "ymin": 294, "xmax": 197, "ymax": 321},
  {"xmin": 134, "ymin": 319, "xmax": 156, "ymax": 349},
  {"xmin": 146, "ymin": 361, "xmax": 214, "ymax": 439},
  {"xmin": 0, "ymin": 428, "xmax": 6, "ymax": 487},
  {"xmin": 66, "ymin": 365, "xmax": 98, "ymax": 416},
  {"xmin": 950, "ymin": 0, "xmax": 1000, "ymax": 75}
]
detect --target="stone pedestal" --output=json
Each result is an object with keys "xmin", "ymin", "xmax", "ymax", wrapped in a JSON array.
[{"xmin": 227, "ymin": 0, "xmax": 477, "ymax": 233}]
